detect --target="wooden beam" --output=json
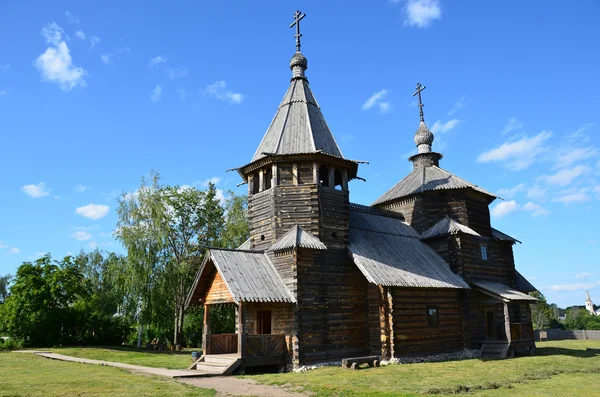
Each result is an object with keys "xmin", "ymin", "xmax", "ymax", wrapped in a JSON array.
[
  {"xmin": 272, "ymin": 164, "xmax": 278, "ymax": 187},
  {"xmin": 504, "ymin": 302, "xmax": 512, "ymax": 344},
  {"xmin": 259, "ymin": 169, "xmax": 264, "ymax": 192},
  {"xmin": 203, "ymin": 304, "xmax": 211, "ymax": 355},
  {"xmin": 342, "ymin": 169, "xmax": 348, "ymax": 191},
  {"xmin": 328, "ymin": 167, "xmax": 335, "ymax": 189},
  {"xmin": 238, "ymin": 302, "xmax": 245, "ymax": 359},
  {"xmin": 293, "ymin": 163, "xmax": 298, "ymax": 185},
  {"xmin": 313, "ymin": 162, "xmax": 318, "ymax": 184}
]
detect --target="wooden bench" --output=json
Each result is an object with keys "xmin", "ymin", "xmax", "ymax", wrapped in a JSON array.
[{"xmin": 342, "ymin": 356, "xmax": 381, "ymax": 370}]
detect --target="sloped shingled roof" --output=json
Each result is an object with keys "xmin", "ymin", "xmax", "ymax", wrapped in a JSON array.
[
  {"xmin": 348, "ymin": 208, "xmax": 469, "ymax": 289},
  {"xmin": 251, "ymin": 77, "xmax": 344, "ymax": 162},
  {"xmin": 421, "ymin": 216, "xmax": 481, "ymax": 240},
  {"xmin": 268, "ymin": 225, "xmax": 327, "ymax": 252},
  {"xmin": 186, "ymin": 249, "xmax": 295, "ymax": 306},
  {"xmin": 473, "ymin": 281, "xmax": 537, "ymax": 302},
  {"xmin": 515, "ymin": 271, "xmax": 537, "ymax": 293},
  {"xmin": 492, "ymin": 228, "xmax": 521, "ymax": 244},
  {"xmin": 372, "ymin": 165, "xmax": 498, "ymax": 206}
]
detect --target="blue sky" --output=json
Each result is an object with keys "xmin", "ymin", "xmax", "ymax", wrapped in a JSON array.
[{"xmin": 1, "ymin": 0, "xmax": 599, "ymax": 308}]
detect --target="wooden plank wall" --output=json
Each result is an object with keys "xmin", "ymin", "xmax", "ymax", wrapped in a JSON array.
[
  {"xmin": 367, "ymin": 283, "xmax": 383, "ymax": 356},
  {"xmin": 268, "ymin": 250, "xmax": 297, "ymax": 298},
  {"xmin": 466, "ymin": 291, "xmax": 506, "ymax": 343},
  {"xmin": 318, "ymin": 186, "xmax": 349, "ymax": 247},
  {"xmin": 459, "ymin": 235, "xmax": 515, "ymax": 285},
  {"xmin": 205, "ymin": 272, "xmax": 234, "ymax": 304},
  {"xmin": 296, "ymin": 248, "xmax": 370, "ymax": 364},
  {"xmin": 242, "ymin": 303, "xmax": 295, "ymax": 360},
  {"xmin": 391, "ymin": 288, "xmax": 464, "ymax": 356},
  {"xmin": 248, "ymin": 189, "xmax": 275, "ymax": 251}
]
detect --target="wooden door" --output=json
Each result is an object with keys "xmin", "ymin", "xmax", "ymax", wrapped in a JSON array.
[
  {"xmin": 257, "ymin": 310, "xmax": 272, "ymax": 334},
  {"xmin": 485, "ymin": 310, "xmax": 495, "ymax": 339}
]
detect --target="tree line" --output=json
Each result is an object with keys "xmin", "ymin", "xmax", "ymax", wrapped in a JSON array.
[
  {"xmin": 530, "ymin": 291, "xmax": 600, "ymax": 331},
  {"xmin": 0, "ymin": 171, "xmax": 248, "ymax": 349}
]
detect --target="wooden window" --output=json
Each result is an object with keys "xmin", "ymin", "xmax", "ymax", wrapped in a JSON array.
[
  {"xmin": 480, "ymin": 244, "xmax": 488, "ymax": 260},
  {"xmin": 334, "ymin": 169, "xmax": 343, "ymax": 190},
  {"xmin": 265, "ymin": 168, "xmax": 272, "ymax": 190},
  {"xmin": 257, "ymin": 310, "xmax": 272, "ymax": 334},
  {"xmin": 427, "ymin": 306, "xmax": 439, "ymax": 327},
  {"xmin": 252, "ymin": 173, "xmax": 260, "ymax": 194},
  {"xmin": 278, "ymin": 165, "xmax": 294, "ymax": 185},
  {"xmin": 318, "ymin": 165, "xmax": 329, "ymax": 187}
]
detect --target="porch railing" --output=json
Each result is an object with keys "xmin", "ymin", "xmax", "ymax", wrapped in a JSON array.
[
  {"xmin": 243, "ymin": 334, "xmax": 286, "ymax": 358},
  {"xmin": 510, "ymin": 322, "xmax": 534, "ymax": 342},
  {"xmin": 206, "ymin": 333, "xmax": 238, "ymax": 355}
]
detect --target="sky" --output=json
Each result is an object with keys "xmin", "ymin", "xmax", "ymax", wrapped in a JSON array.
[{"xmin": 0, "ymin": 0, "xmax": 599, "ymax": 308}]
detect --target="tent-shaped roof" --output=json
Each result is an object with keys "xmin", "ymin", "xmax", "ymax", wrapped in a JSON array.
[
  {"xmin": 267, "ymin": 225, "xmax": 327, "ymax": 252},
  {"xmin": 473, "ymin": 281, "xmax": 537, "ymax": 302},
  {"xmin": 348, "ymin": 207, "xmax": 469, "ymax": 289},
  {"xmin": 421, "ymin": 216, "xmax": 481, "ymax": 240},
  {"xmin": 372, "ymin": 165, "xmax": 498, "ymax": 206},
  {"xmin": 250, "ymin": 63, "xmax": 344, "ymax": 163},
  {"xmin": 186, "ymin": 249, "xmax": 295, "ymax": 306}
]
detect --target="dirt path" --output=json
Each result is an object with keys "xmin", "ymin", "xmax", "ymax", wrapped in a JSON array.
[{"xmin": 15, "ymin": 351, "xmax": 309, "ymax": 397}]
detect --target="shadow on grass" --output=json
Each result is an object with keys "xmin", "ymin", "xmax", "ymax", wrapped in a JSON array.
[
  {"xmin": 535, "ymin": 346, "xmax": 599, "ymax": 358},
  {"xmin": 62, "ymin": 345, "xmax": 200, "ymax": 356}
]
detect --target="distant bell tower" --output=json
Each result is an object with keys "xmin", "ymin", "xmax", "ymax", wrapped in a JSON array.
[
  {"xmin": 586, "ymin": 291, "xmax": 596, "ymax": 316},
  {"xmin": 235, "ymin": 11, "xmax": 360, "ymax": 251}
]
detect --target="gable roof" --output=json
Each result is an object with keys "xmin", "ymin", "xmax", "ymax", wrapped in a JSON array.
[
  {"xmin": 473, "ymin": 281, "xmax": 537, "ymax": 302},
  {"xmin": 251, "ymin": 77, "xmax": 344, "ymax": 162},
  {"xmin": 421, "ymin": 216, "xmax": 481, "ymax": 240},
  {"xmin": 348, "ymin": 208, "xmax": 469, "ymax": 289},
  {"xmin": 237, "ymin": 238, "xmax": 251, "ymax": 250},
  {"xmin": 267, "ymin": 225, "xmax": 327, "ymax": 252},
  {"xmin": 186, "ymin": 249, "xmax": 295, "ymax": 306},
  {"xmin": 372, "ymin": 165, "xmax": 498, "ymax": 206},
  {"xmin": 491, "ymin": 228, "xmax": 521, "ymax": 244}
]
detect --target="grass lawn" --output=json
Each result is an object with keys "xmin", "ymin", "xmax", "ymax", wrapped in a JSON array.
[
  {"xmin": 47, "ymin": 346, "xmax": 196, "ymax": 369},
  {"xmin": 249, "ymin": 340, "xmax": 600, "ymax": 397},
  {"xmin": 0, "ymin": 352, "xmax": 214, "ymax": 397}
]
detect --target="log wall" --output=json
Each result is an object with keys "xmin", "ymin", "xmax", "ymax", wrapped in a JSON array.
[{"xmin": 391, "ymin": 288, "xmax": 464, "ymax": 356}]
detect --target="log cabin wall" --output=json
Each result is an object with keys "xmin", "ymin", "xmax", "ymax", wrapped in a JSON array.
[
  {"xmin": 459, "ymin": 235, "xmax": 515, "ymax": 285},
  {"xmin": 248, "ymin": 188, "xmax": 275, "ymax": 251},
  {"xmin": 467, "ymin": 291, "xmax": 506, "ymax": 343},
  {"xmin": 267, "ymin": 250, "xmax": 297, "ymax": 298},
  {"xmin": 391, "ymin": 288, "xmax": 464, "ymax": 356},
  {"xmin": 295, "ymin": 247, "xmax": 370, "ymax": 364},
  {"xmin": 367, "ymin": 283, "xmax": 383, "ymax": 356},
  {"xmin": 318, "ymin": 186, "xmax": 350, "ymax": 247},
  {"xmin": 242, "ymin": 302, "xmax": 295, "ymax": 362}
]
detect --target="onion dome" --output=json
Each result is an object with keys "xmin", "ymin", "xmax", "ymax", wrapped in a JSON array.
[
  {"xmin": 290, "ymin": 51, "xmax": 308, "ymax": 79},
  {"xmin": 414, "ymin": 121, "xmax": 434, "ymax": 153}
]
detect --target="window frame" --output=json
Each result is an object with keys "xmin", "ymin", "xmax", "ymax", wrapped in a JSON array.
[
  {"xmin": 480, "ymin": 244, "xmax": 488, "ymax": 261},
  {"xmin": 426, "ymin": 306, "xmax": 439, "ymax": 327}
]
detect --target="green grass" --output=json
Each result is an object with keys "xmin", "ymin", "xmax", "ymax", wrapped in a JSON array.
[
  {"xmin": 0, "ymin": 352, "xmax": 215, "ymax": 397},
  {"xmin": 47, "ymin": 346, "xmax": 196, "ymax": 369},
  {"xmin": 248, "ymin": 340, "xmax": 600, "ymax": 397}
]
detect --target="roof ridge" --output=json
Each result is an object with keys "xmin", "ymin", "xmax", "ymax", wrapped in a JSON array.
[{"xmin": 349, "ymin": 202, "xmax": 405, "ymax": 220}]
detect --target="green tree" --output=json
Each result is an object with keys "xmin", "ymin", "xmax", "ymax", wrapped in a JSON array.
[
  {"xmin": 530, "ymin": 291, "xmax": 556, "ymax": 330},
  {"xmin": 220, "ymin": 192, "xmax": 249, "ymax": 249},
  {"xmin": 0, "ymin": 274, "xmax": 11, "ymax": 303}
]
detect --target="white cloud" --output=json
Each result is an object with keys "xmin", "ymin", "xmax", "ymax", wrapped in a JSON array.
[
  {"xmin": 148, "ymin": 56, "xmax": 166, "ymax": 68},
  {"xmin": 89, "ymin": 36, "xmax": 100, "ymax": 49},
  {"xmin": 6, "ymin": 247, "xmax": 20, "ymax": 255},
  {"xmin": 362, "ymin": 89, "xmax": 390, "ymax": 113},
  {"xmin": 546, "ymin": 281, "xmax": 600, "ymax": 292},
  {"xmin": 0, "ymin": 241, "xmax": 7, "ymax": 249},
  {"xmin": 150, "ymin": 85, "xmax": 162, "ymax": 102},
  {"xmin": 166, "ymin": 66, "xmax": 187, "ymax": 79},
  {"xmin": 21, "ymin": 182, "xmax": 50, "ymax": 198},
  {"xmin": 205, "ymin": 80, "xmax": 244, "ymax": 104},
  {"xmin": 594, "ymin": 186, "xmax": 600, "ymax": 197},
  {"xmin": 75, "ymin": 184, "xmax": 90, "ymax": 193},
  {"xmin": 75, "ymin": 30, "xmax": 86, "ymax": 40},
  {"xmin": 71, "ymin": 230, "xmax": 91, "ymax": 241},
  {"xmin": 431, "ymin": 119, "xmax": 461, "ymax": 134},
  {"xmin": 176, "ymin": 86, "xmax": 186, "ymax": 101},
  {"xmin": 552, "ymin": 188, "xmax": 591, "ymax": 204},
  {"xmin": 502, "ymin": 118, "xmax": 524, "ymax": 135},
  {"xmin": 100, "ymin": 54, "xmax": 111, "ymax": 64},
  {"xmin": 576, "ymin": 272, "xmax": 594, "ymax": 280},
  {"xmin": 30, "ymin": 252, "xmax": 47, "ymax": 260},
  {"xmin": 35, "ymin": 22, "xmax": 86, "ymax": 91},
  {"xmin": 404, "ymin": 0, "xmax": 441, "ymax": 28},
  {"xmin": 539, "ymin": 164, "xmax": 590, "ymax": 186},
  {"xmin": 522, "ymin": 201, "xmax": 550, "ymax": 217},
  {"xmin": 554, "ymin": 147, "xmax": 598, "ymax": 169},
  {"xmin": 527, "ymin": 185, "xmax": 548, "ymax": 201},
  {"xmin": 477, "ymin": 130, "xmax": 552, "ymax": 171},
  {"xmin": 491, "ymin": 200, "xmax": 519, "ymax": 218},
  {"xmin": 65, "ymin": 11, "xmax": 80, "ymax": 24},
  {"xmin": 448, "ymin": 95, "xmax": 467, "ymax": 116},
  {"xmin": 199, "ymin": 177, "xmax": 222, "ymax": 187},
  {"xmin": 88, "ymin": 241, "xmax": 98, "ymax": 249},
  {"xmin": 497, "ymin": 183, "xmax": 526, "ymax": 198},
  {"xmin": 76, "ymin": 203, "xmax": 110, "ymax": 220}
]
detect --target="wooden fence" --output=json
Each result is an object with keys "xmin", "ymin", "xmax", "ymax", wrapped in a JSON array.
[
  {"xmin": 207, "ymin": 333, "xmax": 238, "ymax": 354},
  {"xmin": 534, "ymin": 330, "xmax": 600, "ymax": 341},
  {"xmin": 243, "ymin": 334, "xmax": 286, "ymax": 358}
]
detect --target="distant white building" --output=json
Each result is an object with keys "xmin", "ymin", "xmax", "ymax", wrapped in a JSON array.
[{"xmin": 585, "ymin": 291, "xmax": 599, "ymax": 316}]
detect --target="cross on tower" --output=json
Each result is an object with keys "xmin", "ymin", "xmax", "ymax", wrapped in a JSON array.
[
  {"xmin": 290, "ymin": 10, "xmax": 306, "ymax": 52},
  {"xmin": 412, "ymin": 82, "xmax": 426, "ymax": 123}
]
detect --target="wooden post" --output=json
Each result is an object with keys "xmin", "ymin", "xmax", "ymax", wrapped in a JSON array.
[
  {"xmin": 272, "ymin": 164, "xmax": 278, "ymax": 187},
  {"xmin": 504, "ymin": 302, "xmax": 512, "ymax": 344},
  {"xmin": 293, "ymin": 163, "xmax": 298, "ymax": 185},
  {"xmin": 313, "ymin": 163, "xmax": 319, "ymax": 184},
  {"xmin": 203, "ymin": 304, "xmax": 211, "ymax": 355},
  {"xmin": 342, "ymin": 169, "xmax": 348, "ymax": 191},
  {"xmin": 379, "ymin": 286, "xmax": 391, "ymax": 360},
  {"xmin": 259, "ymin": 170, "xmax": 264, "ymax": 192},
  {"xmin": 247, "ymin": 175, "xmax": 253, "ymax": 195},
  {"xmin": 328, "ymin": 167, "xmax": 335, "ymax": 188},
  {"xmin": 237, "ymin": 302, "xmax": 245, "ymax": 358}
]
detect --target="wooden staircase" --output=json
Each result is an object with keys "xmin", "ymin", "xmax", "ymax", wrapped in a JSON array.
[
  {"xmin": 480, "ymin": 342, "xmax": 510, "ymax": 359},
  {"xmin": 189, "ymin": 354, "xmax": 241, "ymax": 376}
]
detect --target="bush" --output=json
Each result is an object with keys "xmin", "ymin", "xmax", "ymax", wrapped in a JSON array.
[{"xmin": 0, "ymin": 337, "xmax": 24, "ymax": 351}]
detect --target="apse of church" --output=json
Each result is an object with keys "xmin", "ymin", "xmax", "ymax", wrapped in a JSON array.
[{"xmin": 186, "ymin": 10, "xmax": 538, "ymax": 370}]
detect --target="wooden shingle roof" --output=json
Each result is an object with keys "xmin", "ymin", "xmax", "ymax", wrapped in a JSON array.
[
  {"xmin": 421, "ymin": 216, "xmax": 481, "ymax": 240},
  {"xmin": 491, "ymin": 228, "xmax": 521, "ymax": 244},
  {"xmin": 473, "ymin": 281, "xmax": 537, "ymax": 302},
  {"xmin": 348, "ymin": 208, "xmax": 469, "ymax": 289},
  {"xmin": 372, "ymin": 165, "xmax": 498, "ymax": 206},
  {"xmin": 267, "ymin": 225, "xmax": 327, "ymax": 252},
  {"xmin": 251, "ymin": 76, "xmax": 344, "ymax": 162}
]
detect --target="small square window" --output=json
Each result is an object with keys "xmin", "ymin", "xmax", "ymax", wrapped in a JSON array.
[
  {"xmin": 480, "ymin": 244, "xmax": 488, "ymax": 261},
  {"xmin": 427, "ymin": 307, "xmax": 438, "ymax": 327}
]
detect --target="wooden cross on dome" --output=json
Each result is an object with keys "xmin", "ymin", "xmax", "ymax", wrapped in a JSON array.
[
  {"xmin": 290, "ymin": 10, "xmax": 306, "ymax": 52},
  {"xmin": 413, "ymin": 82, "xmax": 426, "ymax": 123}
]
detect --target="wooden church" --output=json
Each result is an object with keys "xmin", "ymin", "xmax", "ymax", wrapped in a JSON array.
[{"xmin": 186, "ymin": 11, "xmax": 537, "ymax": 372}]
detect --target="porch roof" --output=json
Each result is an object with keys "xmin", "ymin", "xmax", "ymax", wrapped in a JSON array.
[
  {"xmin": 186, "ymin": 248, "xmax": 295, "ymax": 306},
  {"xmin": 473, "ymin": 281, "xmax": 538, "ymax": 303}
]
